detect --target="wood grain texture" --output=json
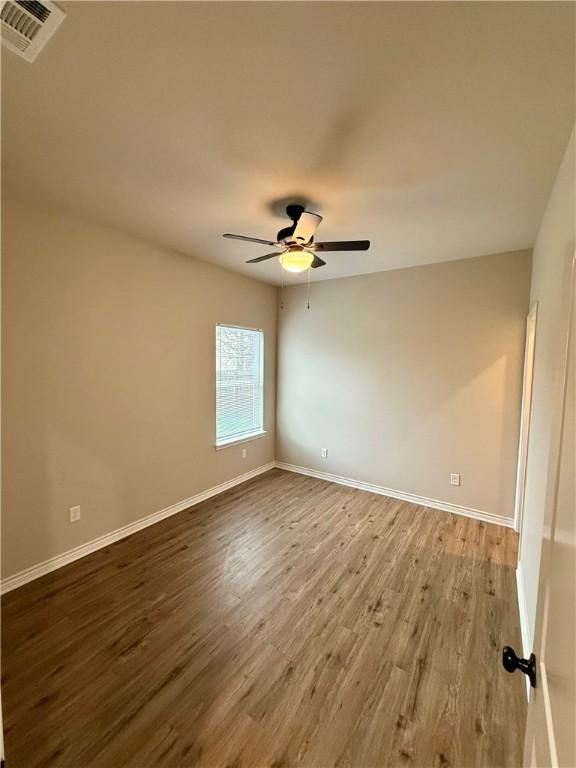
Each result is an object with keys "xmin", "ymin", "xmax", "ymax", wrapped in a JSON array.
[{"xmin": 1, "ymin": 469, "xmax": 526, "ymax": 767}]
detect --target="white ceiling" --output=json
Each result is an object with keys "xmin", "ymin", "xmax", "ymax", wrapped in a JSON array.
[{"xmin": 2, "ymin": 1, "xmax": 574, "ymax": 285}]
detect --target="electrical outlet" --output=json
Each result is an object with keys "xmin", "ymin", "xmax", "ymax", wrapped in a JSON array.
[
  {"xmin": 69, "ymin": 505, "xmax": 81, "ymax": 522},
  {"xmin": 450, "ymin": 473, "xmax": 461, "ymax": 486},
  {"xmin": 321, "ymin": 448, "xmax": 328, "ymax": 459},
  {"xmin": 241, "ymin": 447, "xmax": 247, "ymax": 459}
]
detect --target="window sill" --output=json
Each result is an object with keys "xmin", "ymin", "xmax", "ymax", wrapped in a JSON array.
[{"xmin": 215, "ymin": 431, "xmax": 267, "ymax": 450}]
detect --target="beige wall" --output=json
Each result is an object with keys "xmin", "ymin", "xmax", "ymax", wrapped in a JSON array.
[
  {"xmin": 1, "ymin": 196, "xmax": 277, "ymax": 578},
  {"xmin": 0, "ymin": 194, "xmax": 545, "ymax": 581},
  {"xmin": 519, "ymin": 127, "xmax": 575, "ymax": 645},
  {"xmin": 277, "ymin": 250, "xmax": 532, "ymax": 522}
]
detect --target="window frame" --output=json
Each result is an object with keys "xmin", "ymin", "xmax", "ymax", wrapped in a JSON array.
[{"xmin": 214, "ymin": 323, "xmax": 266, "ymax": 449}]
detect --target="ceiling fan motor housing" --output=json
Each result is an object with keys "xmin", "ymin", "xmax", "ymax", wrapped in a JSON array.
[
  {"xmin": 278, "ymin": 204, "xmax": 312, "ymax": 246},
  {"xmin": 286, "ymin": 204, "xmax": 305, "ymax": 221},
  {"xmin": 277, "ymin": 225, "xmax": 302, "ymax": 246}
]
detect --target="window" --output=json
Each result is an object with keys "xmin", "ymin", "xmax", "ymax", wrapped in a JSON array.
[{"xmin": 216, "ymin": 324, "xmax": 264, "ymax": 446}]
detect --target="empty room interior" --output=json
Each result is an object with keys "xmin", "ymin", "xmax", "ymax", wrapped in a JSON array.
[{"xmin": 1, "ymin": 2, "xmax": 575, "ymax": 767}]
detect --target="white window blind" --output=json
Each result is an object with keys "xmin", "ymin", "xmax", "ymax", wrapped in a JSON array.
[{"xmin": 216, "ymin": 325, "xmax": 264, "ymax": 445}]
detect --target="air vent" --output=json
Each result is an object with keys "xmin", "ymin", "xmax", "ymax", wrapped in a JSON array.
[{"xmin": 1, "ymin": 0, "xmax": 64, "ymax": 62}]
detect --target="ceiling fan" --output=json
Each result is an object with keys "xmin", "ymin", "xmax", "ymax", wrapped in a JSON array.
[{"xmin": 223, "ymin": 204, "xmax": 370, "ymax": 273}]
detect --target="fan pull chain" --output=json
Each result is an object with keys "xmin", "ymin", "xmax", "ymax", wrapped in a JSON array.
[
  {"xmin": 280, "ymin": 265, "xmax": 285, "ymax": 311},
  {"xmin": 306, "ymin": 266, "xmax": 311, "ymax": 310}
]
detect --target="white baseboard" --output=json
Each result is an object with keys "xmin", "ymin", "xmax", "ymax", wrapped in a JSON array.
[
  {"xmin": 275, "ymin": 462, "xmax": 514, "ymax": 529},
  {"xmin": 1, "ymin": 462, "xmax": 276, "ymax": 595},
  {"xmin": 2, "ymin": 460, "xmax": 514, "ymax": 595}
]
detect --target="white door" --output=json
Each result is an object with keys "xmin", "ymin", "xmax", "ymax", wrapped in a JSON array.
[{"xmin": 523, "ymin": 253, "xmax": 575, "ymax": 767}]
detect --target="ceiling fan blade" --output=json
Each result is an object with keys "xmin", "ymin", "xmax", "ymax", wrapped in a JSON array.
[
  {"xmin": 245, "ymin": 252, "xmax": 280, "ymax": 264},
  {"xmin": 292, "ymin": 211, "xmax": 323, "ymax": 244},
  {"xmin": 311, "ymin": 256, "xmax": 326, "ymax": 269},
  {"xmin": 312, "ymin": 240, "xmax": 370, "ymax": 252},
  {"xmin": 223, "ymin": 234, "xmax": 278, "ymax": 246}
]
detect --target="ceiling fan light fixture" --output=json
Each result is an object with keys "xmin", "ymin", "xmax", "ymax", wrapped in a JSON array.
[{"xmin": 279, "ymin": 248, "xmax": 314, "ymax": 273}]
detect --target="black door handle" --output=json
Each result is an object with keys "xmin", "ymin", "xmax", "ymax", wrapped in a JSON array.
[{"xmin": 502, "ymin": 646, "xmax": 537, "ymax": 688}]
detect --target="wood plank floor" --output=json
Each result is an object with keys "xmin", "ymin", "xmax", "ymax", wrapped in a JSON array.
[{"xmin": 2, "ymin": 469, "xmax": 526, "ymax": 768}]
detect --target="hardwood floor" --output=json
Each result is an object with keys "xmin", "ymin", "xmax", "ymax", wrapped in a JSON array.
[{"xmin": 2, "ymin": 469, "xmax": 526, "ymax": 767}]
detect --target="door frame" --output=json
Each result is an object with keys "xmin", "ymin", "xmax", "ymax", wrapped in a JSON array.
[{"xmin": 514, "ymin": 301, "xmax": 538, "ymax": 555}]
